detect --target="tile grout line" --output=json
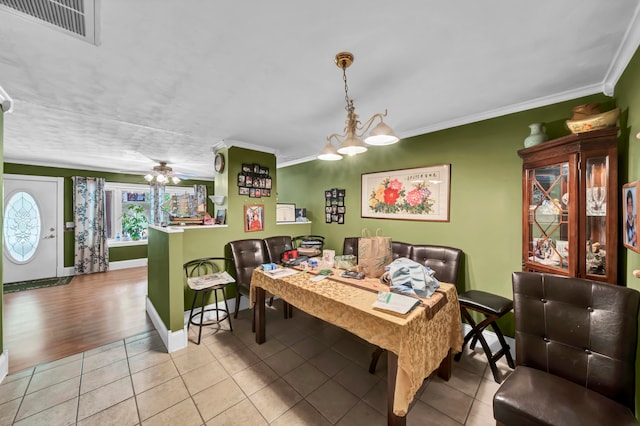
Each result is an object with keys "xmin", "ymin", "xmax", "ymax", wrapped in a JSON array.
[
  {"xmin": 10, "ymin": 368, "xmax": 34, "ymax": 425},
  {"xmin": 123, "ymin": 336, "xmax": 143, "ymax": 426}
]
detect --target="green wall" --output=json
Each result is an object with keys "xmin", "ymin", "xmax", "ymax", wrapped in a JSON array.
[
  {"xmin": 3, "ymin": 163, "xmax": 213, "ymax": 267},
  {"xmin": 147, "ymin": 146, "xmax": 314, "ymax": 331},
  {"xmin": 278, "ymin": 94, "xmax": 613, "ymax": 302},
  {"xmin": 612, "ymin": 47, "xmax": 640, "ymax": 293},
  {"xmin": 612, "ymin": 43, "xmax": 640, "ymax": 413}
]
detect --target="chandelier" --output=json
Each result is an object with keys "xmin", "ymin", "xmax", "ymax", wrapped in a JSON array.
[
  {"xmin": 144, "ymin": 162, "xmax": 181, "ymax": 185},
  {"xmin": 318, "ymin": 52, "xmax": 399, "ymax": 161}
]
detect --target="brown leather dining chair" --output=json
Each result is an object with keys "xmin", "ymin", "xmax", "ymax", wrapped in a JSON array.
[
  {"xmin": 229, "ymin": 239, "xmax": 290, "ymax": 331},
  {"xmin": 342, "ymin": 237, "xmax": 359, "ymax": 258},
  {"xmin": 228, "ymin": 239, "xmax": 268, "ymax": 331},
  {"xmin": 263, "ymin": 236, "xmax": 294, "ymax": 264},
  {"xmin": 493, "ymin": 272, "xmax": 640, "ymax": 426}
]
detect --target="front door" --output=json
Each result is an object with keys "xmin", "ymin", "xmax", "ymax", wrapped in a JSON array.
[{"xmin": 3, "ymin": 175, "xmax": 62, "ymax": 283}]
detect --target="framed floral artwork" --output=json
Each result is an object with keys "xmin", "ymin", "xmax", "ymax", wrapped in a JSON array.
[{"xmin": 361, "ymin": 164, "xmax": 451, "ymax": 222}]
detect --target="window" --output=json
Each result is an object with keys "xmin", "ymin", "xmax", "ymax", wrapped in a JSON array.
[
  {"xmin": 4, "ymin": 191, "xmax": 41, "ymax": 262},
  {"xmin": 105, "ymin": 183, "xmax": 194, "ymax": 244}
]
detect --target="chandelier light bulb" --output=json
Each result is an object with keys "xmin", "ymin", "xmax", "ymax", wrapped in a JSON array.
[{"xmin": 318, "ymin": 142, "xmax": 342, "ymax": 161}]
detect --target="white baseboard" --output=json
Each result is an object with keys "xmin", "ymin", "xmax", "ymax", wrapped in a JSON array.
[
  {"xmin": 60, "ymin": 266, "xmax": 75, "ymax": 276},
  {"xmin": 109, "ymin": 258, "xmax": 148, "ymax": 271},
  {"xmin": 462, "ymin": 323, "xmax": 516, "ymax": 359},
  {"xmin": 59, "ymin": 258, "xmax": 147, "ymax": 277},
  {"xmin": 145, "ymin": 297, "xmax": 187, "ymax": 353},
  {"xmin": 0, "ymin": 350, "xmax": 8, "ymax": 383}
]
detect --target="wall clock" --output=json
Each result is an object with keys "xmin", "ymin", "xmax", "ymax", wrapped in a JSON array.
[{"xmin": 214, "ymin": 153, "xmax": 225, "ymax": 173}]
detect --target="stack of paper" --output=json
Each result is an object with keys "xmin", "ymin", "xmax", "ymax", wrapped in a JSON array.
[
  {"xmin": 187, "ymin": 271, "xmax": 235, "ymax": 290},
  {"xmin": 372, "ymin": 291, "xmax": 420, "ymax": 315},
  {"xmin": 265, "ymin": 268, "xmax": 298, "ymax": 278}
]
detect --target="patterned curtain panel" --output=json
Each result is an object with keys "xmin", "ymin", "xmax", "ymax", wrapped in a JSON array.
[
  {"xmin": 73, "ymin": 176, "xmax": 109, "ymax": 274},
  {"xmin": 149, "ymin": 182, "xmax": 165, "ymax": 225},
  {"xmin": 194, "ymin": 184, "xmax": 207, "ymax": 215}
]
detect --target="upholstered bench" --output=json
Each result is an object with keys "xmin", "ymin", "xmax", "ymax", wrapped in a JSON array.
[{"xmin": 455, "ymin": 290, "xmax": 515, "ymax": 383}]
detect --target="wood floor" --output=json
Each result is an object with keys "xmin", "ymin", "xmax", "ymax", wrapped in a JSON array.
[{"xmin": 3, "ymin": 266, "xmax": 154, "ymax": 374}]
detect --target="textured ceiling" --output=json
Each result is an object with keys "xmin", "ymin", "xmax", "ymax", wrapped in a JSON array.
[{"xmin": 0, "ymin": 1, "xmax": 639, "ymax": 180}]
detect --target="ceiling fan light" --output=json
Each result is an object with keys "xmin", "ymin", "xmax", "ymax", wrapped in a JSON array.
[
  {"xmin": 337, "ymin": 135, "xmax": 367, "ymax": 156},
  {"xmin": 144, "ymin": 173, "xmax": 154, "ymax": 182},
  {"xmin": 171, "ymin": 176, "xmax": 181, "ymax": 184},
  {"xmin": 156, "ymin": 174, "xmax": 167, "ymax": 183},
  {"xmin": 318, "ymin": 142, "xmax": 342, "ymax": 161},
  {"xmin": 364, "ymin": 121, "xmax": 399, "ymax": 146}
]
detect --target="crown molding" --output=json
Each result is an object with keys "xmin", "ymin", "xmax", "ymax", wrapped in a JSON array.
[{"xmin": 602, "ymin": 3, "xmax": 640, "ymax": 96}]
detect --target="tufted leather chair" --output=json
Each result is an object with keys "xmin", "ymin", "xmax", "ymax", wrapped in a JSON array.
[
  {"xmin": 493, "ymin": 272, "xmax": 640, "ymax": 426},
  {"xmin": 409, "ymin": 244, "xmax": 462, "ymax": 285},
  {"xmin": 391, "ymin": 241, "xmax": 412, "ymax": 260},
  {"xmin": 263, "ymin": 236, "xmax": 294, "ymax": 264},
  {"xmin": 342, "ymin": 237, "xmax": 359, "ymax": 258},
  {"xmin": 228, "ymin": 239, "xmax": 268, "ymax": 325}
]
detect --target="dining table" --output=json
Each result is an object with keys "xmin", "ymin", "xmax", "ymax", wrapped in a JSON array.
[{"xmin": 250, "ymin": 267, "xmax": 463, "ymax": 426}]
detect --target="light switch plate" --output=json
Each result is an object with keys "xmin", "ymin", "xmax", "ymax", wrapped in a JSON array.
[{"xmin": 65, "ymin": 222, "xmax": 75, "ymax": 229}]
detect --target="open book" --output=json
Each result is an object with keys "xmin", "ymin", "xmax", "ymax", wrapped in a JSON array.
[
  {"xmin": 372, "ymin": 291, "xmax": 420, "ymax": 315},
  {"xmin": 187, "ymin": 271, "xmax": 235, "ymax": 290}
]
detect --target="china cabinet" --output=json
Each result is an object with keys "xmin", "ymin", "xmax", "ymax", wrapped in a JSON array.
[{"xmin": 518, "ymin": 127, "xmax": 618, "ymax": 283}]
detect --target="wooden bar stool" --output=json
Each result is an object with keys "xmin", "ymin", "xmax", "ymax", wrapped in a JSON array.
[{"xmin": 455, "ymin": 290, "xmax": 515, "ymax": 383}]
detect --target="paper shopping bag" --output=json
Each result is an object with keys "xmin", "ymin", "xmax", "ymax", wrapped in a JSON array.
[{"xmin": 357, "ymin": 228, "xmax": 392, "ymax": 278}]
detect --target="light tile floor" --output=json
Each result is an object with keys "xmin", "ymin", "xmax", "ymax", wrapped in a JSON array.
[{"xmin": 0, "ymin": 306, "xmax": 513, "ymax": 425}]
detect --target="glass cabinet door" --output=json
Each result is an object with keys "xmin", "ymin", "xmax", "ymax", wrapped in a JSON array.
[
  {"xmin": 526, "ymin": 162, "xmax": 569, "ymax": 272},
  {"xmin": 585, "ymin": 156, "xmax": 607, "ymax": 278}
]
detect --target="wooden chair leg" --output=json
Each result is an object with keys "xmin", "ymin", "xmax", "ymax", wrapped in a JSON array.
[
  {"xmin": 234, "ymin": 292, "xmax": 241, "ymax": 319},
  {"xmin": 369, "ymin": 347, "xmax": 386, "ymax": 374}
]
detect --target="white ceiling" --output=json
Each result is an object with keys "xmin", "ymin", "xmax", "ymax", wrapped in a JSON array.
[{"xmin": 0, "ymin": 1, "xmax": 639, "ymax": 180}]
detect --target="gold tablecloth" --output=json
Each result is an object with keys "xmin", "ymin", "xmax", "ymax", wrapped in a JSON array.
[{"xmin": 250, "ymin": 269, "xmax": 463, "ymax": 416}]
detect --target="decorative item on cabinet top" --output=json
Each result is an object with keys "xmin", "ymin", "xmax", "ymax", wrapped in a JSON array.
[
  {"xmin": 565, "ymin": 102, "xmax": 620, "ymax": 134},
  {"xmin": 523, "ymin": 123, "xmax": 548, "ymax": 148}
]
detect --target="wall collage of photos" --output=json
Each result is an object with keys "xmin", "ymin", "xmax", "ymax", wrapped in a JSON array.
[
  {"xmin": 237, "ymin": 163, "xmax": 272, "ymax": 198},
  {"xmin": 325, "ymin": 188, "xmax": 345, "ymax": 224}
]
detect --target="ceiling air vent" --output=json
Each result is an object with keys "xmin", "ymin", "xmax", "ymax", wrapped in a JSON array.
[{"xmin": 0, "ymin": 0, "xmax": 100, "ymax": 45}]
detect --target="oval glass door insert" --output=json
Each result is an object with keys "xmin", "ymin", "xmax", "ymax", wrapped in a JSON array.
[{"xmin": 4, "ymin": 191, "xmax": 42, "ymax": 263}]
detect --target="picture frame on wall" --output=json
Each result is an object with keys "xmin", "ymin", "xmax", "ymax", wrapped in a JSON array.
[
  {"xmin": 276, "ymin": 203, "xmax": 296, "ymax": 223},
  {"xmin": 623, "ymin": 181, "xmax": 639, "ymax": 252},
  {"xmin": 215, "ymin": 209, "xmax": 226, "ymax": 225},
  {"xmin": 361, "ymin": 164, "xmax": 451, "ymax": 222},
  {"xmin": 244, "ymin": 204, "xmax": 264, "ymax": 232}
]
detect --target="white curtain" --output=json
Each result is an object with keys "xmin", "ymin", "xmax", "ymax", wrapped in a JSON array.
[{"xmin": 73, "ymin": 176, "xmax": 109, "ymax": 274}]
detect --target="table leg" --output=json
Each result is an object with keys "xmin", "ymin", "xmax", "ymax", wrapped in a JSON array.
[
  {"xmin": 386, "ymin": 352, "xmax": 406, "ymax": 426},
  {"xmin": 437, "ymin": 349, "xmax": 452, "ymax": 381},
  {"xmin": 255, "ymin": 287, "xmax": 266, "ymax": 344}
]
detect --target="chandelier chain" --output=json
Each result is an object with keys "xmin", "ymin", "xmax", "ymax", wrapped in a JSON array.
[{"xmin": 342, "ymin": 64, "xmax": 352, "ymax": 113}]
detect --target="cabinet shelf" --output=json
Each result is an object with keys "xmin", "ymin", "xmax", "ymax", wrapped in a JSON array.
[{"xmin": 519, "ymin": 127, "xmax": 618, "ymax": 283}]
